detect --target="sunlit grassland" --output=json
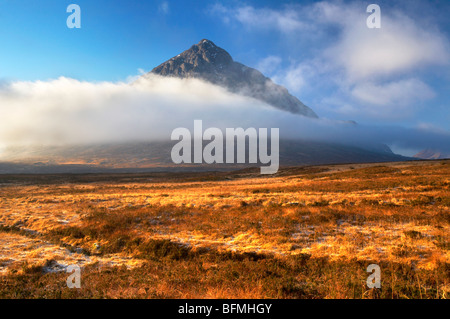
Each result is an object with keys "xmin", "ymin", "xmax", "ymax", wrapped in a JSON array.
[{"xmin": 0, "ymin": 160, "xmax": 448, "ymax": 298}]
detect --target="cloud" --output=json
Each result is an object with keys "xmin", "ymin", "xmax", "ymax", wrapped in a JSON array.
[
  {"xmin": 0, "ymin": 75, "xmax": 448, "ymax": 157},
  {"xmin": 216, "ymin": 1, "xmax": 449, "ymax": 80},
  {"xmin": 158, "ymin": 1, "xmax": 170, "ymax": 15},
  {"xmin": 211, "ymin": 4, "xmax": 310, "ymax": 32},
  {"xmin": 215, "ymin": 1, "xmax": 450, "ymax": 121},
  {"xmin": 271, "ymin": 62, "xmax": 321, "ymax": 95},
  {"xmin": 256, "ymin": 56, "xmax": 310, "ymax": 94},
  {"xmin": 317, "ymin": 2, "xmax": 450, "ymax": 82},
  {"xmin": 256, "ymin": 56, "xmax": 282, "ymax": 75},
  {"xmin": 0, "ymin": 75, "xmax": 297, "ymax": 146},
  {"xmin": 350, "ymin": 78, "xmax": 435, "ymax": 118}
]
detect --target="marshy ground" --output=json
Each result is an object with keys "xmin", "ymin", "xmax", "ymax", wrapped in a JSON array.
[{"xmin": 0, "ymin": 160, "xmax": 448, "ymax": 298}]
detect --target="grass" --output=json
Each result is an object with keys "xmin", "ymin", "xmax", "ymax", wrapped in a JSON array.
[{"xmin": 0, "ymin": 159, "xmax": 448, "ymax": 298}]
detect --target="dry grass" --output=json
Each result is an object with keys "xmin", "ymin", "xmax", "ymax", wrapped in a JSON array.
[{"xmin": 0, "ymin": 160, "xmax": 449, "ymax": 298}]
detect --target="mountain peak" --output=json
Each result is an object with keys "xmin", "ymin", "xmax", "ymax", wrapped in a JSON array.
[
  {"xmin": 147, "ymin": 40, "xmax": 318, "ymax": 117},
  {"xmin": 198, "ymin": 39, "xmax": 216, "ymax": 46},
  {"xmin": 186, "ymin": 38, "xmax": 233, "ymax": 66}
]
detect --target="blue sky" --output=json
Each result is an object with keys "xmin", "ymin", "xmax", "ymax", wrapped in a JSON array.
[{"xmin": 0, "ymin": 0, "xmax": 449, "ymax": 133}]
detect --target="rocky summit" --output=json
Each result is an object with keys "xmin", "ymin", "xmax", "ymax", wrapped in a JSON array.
[{"xmin": 146, "ymin": 39, "xmax": 318, "ymax": 117}]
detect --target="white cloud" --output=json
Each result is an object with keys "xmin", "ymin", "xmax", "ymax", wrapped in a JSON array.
[
  {"xmin": 214, "ymin": 1, "xmax": 449, "ymax": 120},
  {"xmin": 351, "ymin": 78, "xmax": 435, "ymax": 115},
  {"xmin": 320, "ymin": 5, "xmax": 450, "ymax": 81},
  {"xmin": 211, "ymin": 4, "xmax": 310, "ymax": 32},
  {"xmin": 0, "ymin": 75, "xmax": 305, "ymax": 146},
  {"xmin": 158, "ymin": 1, "xmax": 170, "ymax": 15},
  {"xmin": 256, "ymin": 56, "xmax": 282, "ymax": 75},
  {"xmin": 0, "ymin": 75, "xmax": 448, "ymax": 156},
  {"xmin": 320, "ymin": 78, "xmax": 436, "ymax": 120},
  {"xmin": 219, "ymin": 1, "xmax": 449, "ymax": 81},
  {"xmin": 272, "ymin": 63, "xmax": 309, "ymax": 94}
]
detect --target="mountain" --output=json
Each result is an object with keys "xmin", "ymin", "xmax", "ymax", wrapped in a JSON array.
[
  {"xmin": 0, "ymin": 40, "xmax": 417, "ymax": 173},
  {"xmin": 144, "ymin": 39, "xmax": 318, "ymax": 118},
  {"xmin": 414, "ymin": 149, "xmax": 450, "ymax": 160}
]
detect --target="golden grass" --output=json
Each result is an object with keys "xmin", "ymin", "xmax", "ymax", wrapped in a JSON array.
[{"xmin": 0, "ymin": 160, "xmax": 448, "ymax": 298}]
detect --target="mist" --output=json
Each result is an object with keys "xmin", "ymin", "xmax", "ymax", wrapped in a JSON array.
[{"xmin": 0, "ymin": 74, "xmax": 448, "ymax": 157}]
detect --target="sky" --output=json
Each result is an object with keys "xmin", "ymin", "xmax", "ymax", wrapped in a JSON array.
[{"xmin": 0, "ymin": 0, "xmax": 449, "ymax": 155}]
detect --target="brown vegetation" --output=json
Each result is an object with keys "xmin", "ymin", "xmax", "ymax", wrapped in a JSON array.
[{"xmin": 0, "ymin": 160, "xmax": 449, "ymax": 298}]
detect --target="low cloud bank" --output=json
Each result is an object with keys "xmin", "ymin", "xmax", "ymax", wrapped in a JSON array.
[{"xmin": 0, "ymin": 75, "xmax": 448, "ymax": 157}]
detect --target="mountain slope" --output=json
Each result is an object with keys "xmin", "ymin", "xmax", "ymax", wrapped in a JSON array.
[
  {"xmin": 145, "ymin": 39, "xmax": 318, "ymax": 117},
  {"xmin": 0, "ymin": 140, "xmax": 413, "ymax": 173}
]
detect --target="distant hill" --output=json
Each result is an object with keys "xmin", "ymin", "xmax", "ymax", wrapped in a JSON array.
[
  {"xmin": 0, "ymin": 140, "xmax": 413, "ymax": 174},
  {"xmin": 414, "ymin": 149, "xmax": 450, "ymax": 160}
]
